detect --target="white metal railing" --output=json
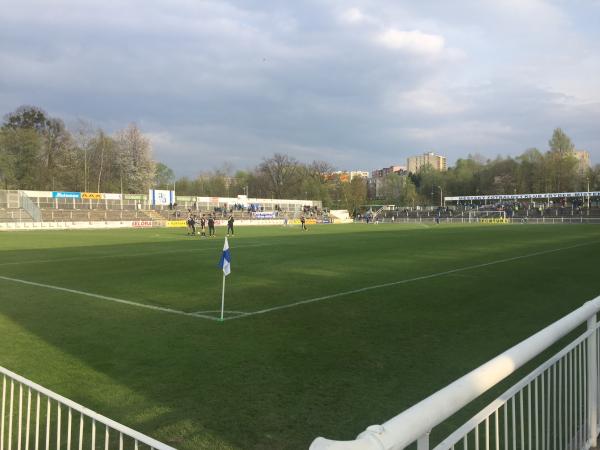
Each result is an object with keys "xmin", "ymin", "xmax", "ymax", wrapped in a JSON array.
[
  {"xmin": 17, "ymin": 191, "xmax": 41, "ymax": 222},
  {"xmin": 378, "ymin": 217, "xmax": 600, "ymax": 225},
  {"xmin": 310, "ymin": 295, "xmax": 600, "ymax": 450},
  {"xmin": 0, "ymin": 366, "xmax": 176, "ymax": 450}
]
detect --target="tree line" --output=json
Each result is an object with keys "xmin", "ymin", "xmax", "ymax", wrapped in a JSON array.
[
  {"xmin": 0, "ymin": 106, "xmax": 154, "ymax": 194},
  {"xmin": 154, "ymin": 128, "xmax": 600, "ymax": 210},
  {"xmin": 392, "ymin": 128, "xmax": 600, "ymax": 207},
  {"xmin": 1, "ymin": 106, "xmax": 598, "ymax": 210}
]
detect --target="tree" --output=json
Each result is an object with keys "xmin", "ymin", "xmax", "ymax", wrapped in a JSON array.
[
  {"xmin": 73, "ymin": 120, "xmax": 96, "ymax": 192},
  {"xmin": 154, "ymin": 162, "xmax": 175, "ymax": 189},
  {"xmin": 300, "ymin": 160, "xmax": 335, "ymax": 206},
  {"xmin": 3, "ymin": 106, "xmax": 52, "ymax": 132},
  {"xmin": 0, "ymin": 127, "xmax": 43, "ymax": 189},
  {"xmin": 258, "ymin": 153, "xmax": 302, "ymax": 199},
  {"xmin": 338, "ymin": 176, "xmax": 367, "ymax": 215},
  {"xmin": 548, "ymin": 128, "xmax": 577, "ymax": 191},
  {"xmin": 116, "ymin": 124, "xmax": 155, "ymax": 193},
  {"xmin": 2, "ymin": 105, "xmax": 73, "ymax": 190}
]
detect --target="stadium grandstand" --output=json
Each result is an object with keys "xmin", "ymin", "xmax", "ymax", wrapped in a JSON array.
[
  {"xmin": 358, "ymin": 190, "xmax": 600, "ymax": 224},
  {"xmin": 0, "ymin": 189, "xmax": 328, "ymax": 230}
]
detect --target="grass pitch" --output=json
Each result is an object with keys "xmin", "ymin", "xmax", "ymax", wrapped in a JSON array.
[{"xmin": 1, "ymin": 223, "xmax": 600, "ymax": 449}]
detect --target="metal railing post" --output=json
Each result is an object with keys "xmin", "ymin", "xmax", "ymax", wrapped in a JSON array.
[
  {"xmin": 588, "ymin": 314, "xmax": 597, "ymax": 447},
  {"xmin": 417, "ymin": 431, "xmax": 430, "ymax": 450}
]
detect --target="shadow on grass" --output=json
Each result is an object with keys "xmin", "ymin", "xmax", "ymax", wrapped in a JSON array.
[{"xmin": 0, "ymin": 225, "xmax": 600, "ymax": 449}]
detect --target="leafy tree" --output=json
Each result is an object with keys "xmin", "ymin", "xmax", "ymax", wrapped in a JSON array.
[
  {"xmin": 548, "ymin": 128, "xmax": 577, "ymax": 191},
  {"xmin": 155, "ymin": 162, "xmax": 175, "ymax": 189},
  {"xmin": 2, "ymin": 105, "xmax": 74, "ymax": 190},
  {"xmin": 0, "ymin": 128, "xmax": 42, "ymax": 189}
]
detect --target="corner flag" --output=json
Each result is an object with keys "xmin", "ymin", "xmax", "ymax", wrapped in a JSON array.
[
  {"xmin": 218, "ymin": 238, "xmax": 231, "ymax": 321},
  {"xmin": 219, "ymin": 237, "xmax": 231, "ymax": 276}
]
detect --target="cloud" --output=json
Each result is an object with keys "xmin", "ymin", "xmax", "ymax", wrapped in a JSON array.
[
  {"xmin": 339, "ymin": 7, "xmax": 369, "ymax": 24},
  {"xmin": 0, "ymin": 0, "xmax": 598, "ymax": 175},
  {"xmin": 387, "ymin": 88, "xmax": 467, "ymax": 115},
  {"xmin": 375, "ymin": 28, "xmax": 445, "ymax": 55}
]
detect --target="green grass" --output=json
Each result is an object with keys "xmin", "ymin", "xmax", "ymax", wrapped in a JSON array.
[{"xmin": 1, "ymin": 223, "xmax": 600, "ymax": 449}]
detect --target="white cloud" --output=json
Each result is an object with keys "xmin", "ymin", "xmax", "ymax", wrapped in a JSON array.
[
  {"xmin": 375, "ymin": 28, "xmax": 445, "ymax": 55},
  {"xmin": 339, "ymin": 7, "xmax": 369, "ymax": 24}
]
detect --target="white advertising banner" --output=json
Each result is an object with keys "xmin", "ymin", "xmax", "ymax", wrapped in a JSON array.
[
  {"xmin": 149, "ymin": 189, "xmax": 174, "ymax": 206},
  {"xmin": 103, "ymin": 193, "xmax": 122, "ymax": 200},
  {"xmin": 445, "ymin": 191, "xmax": 600, "ymax": 202}
]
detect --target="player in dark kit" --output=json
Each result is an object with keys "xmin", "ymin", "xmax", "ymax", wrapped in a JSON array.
[
  {"xmin": 208, "ymin": 216, "xmax": 215, "ymax": 237},
  {"xmin": 227, "ymin": 215, "xmax": 235, "ymax": 236},
  {"xmin": 199, "ymin": 215, "xmax": 206, "ymax": 237},
  {"xmin": 186, "ymin": 212, "xmax": 196, "ymax": 235},
  {"xmin": 300, "ymin": 215, "xmax": 307, "ymax": 231}
]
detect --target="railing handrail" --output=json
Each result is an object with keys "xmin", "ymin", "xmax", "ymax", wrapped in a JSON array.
[
  {"xmin": 18, "ymin": 190, "xmax": 42, "ymax": 222},
  {"xmin": 0, "ymin": 365, "xmax": 176, "ymax": 450},
  {"xmin": 310, "ymin": 295, "xmax": 600, "ymax": 450},
  {"xmin": 433, "ymin": 322, "xmax": 597, "ymax": 450}
]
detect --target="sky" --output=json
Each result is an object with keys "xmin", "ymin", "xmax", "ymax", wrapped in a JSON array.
[{"xmin": 1, "ymin": 0, "xmax": 599, "ymax": 177}]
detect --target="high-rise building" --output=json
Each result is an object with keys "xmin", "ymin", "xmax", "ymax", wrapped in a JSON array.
[{"xmin": 407, "ymin": 152, "xmax": 447, "ymax": 173}]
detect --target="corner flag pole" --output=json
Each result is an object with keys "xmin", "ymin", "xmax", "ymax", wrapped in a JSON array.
[
  {"xmin": 218, "ymin": 237, "xmax": 231, "ymax": 322},
  {"xmin": 220, "ymin": 274, "xmax": 226, "ymax": 321}
]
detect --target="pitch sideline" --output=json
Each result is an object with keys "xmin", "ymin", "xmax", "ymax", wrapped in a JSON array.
[{"xmin": 0, "ymin": 275, "xmax": 220, "ymax": 321}]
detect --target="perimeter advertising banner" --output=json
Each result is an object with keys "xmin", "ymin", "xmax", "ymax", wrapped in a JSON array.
[
  {"xmin": 103, "ymin": 193, "xmax": 122, "ymax": 200},
  {"xmin": 81, "ymin": 192, "xmax": 102, "ymax": 200},
  {"xmin": 51, "ymin": 191, "xmax": 124, "ymax": 200},
  {"xmin": 132, "ymin": 220, "xmax": 153, "ymax": 228},
  {"xmin": 445, "ymin": 191, "xmax": 600, "ymax": 202},
  {"xmin": 52, "ymin": 191, "xmax": 81, "ymax": 199},
  {"xmin": 254, "ymin": 212, "xmax": 276, "ymax": 219},
  {"xmin": 166, "ymin": 220, "xmax": 187, "ymax": 228}
]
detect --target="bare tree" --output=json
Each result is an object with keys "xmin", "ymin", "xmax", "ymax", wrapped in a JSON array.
[{"xmin": 258, "ymin": 153, "xmax": 302, "ymax": 198}]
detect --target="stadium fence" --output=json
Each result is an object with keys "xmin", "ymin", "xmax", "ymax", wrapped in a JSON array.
[
  {"xmin": 376, "ymin": 217, "xmax": 600, "ymax": 225},
  {"xmin": 0, "ymin": 366, "xmax": 175, "ymax": 450},
  {"xmin": 311, "ymin": 294, "xmax": 600, "ymax": 450}
]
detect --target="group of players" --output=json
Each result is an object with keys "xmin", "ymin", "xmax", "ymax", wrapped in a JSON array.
[
  {"xmin": 186, "ymin": 211, "xmax": 234, "ymax": 237},
  {"xmin": 185, "ymin": 211, "xmax": 309, "ymax": 236}
]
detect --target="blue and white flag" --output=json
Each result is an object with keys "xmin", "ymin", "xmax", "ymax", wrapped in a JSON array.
[{"xmin": 219, "ymin": 237, "xmax": 231, "ymax": 276}]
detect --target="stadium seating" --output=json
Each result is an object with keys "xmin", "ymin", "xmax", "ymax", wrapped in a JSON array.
[
  {"xmin": 0, "ymin": 208, "xmax": 33, "ymax": 222},
  {"xmin": 40, "ymin": 209, "xmax": 155, "ymax": 222}
]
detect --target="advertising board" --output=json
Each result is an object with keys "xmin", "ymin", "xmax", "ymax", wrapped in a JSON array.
[
  {"xmin": 52, "ymin": 191, "xmax": 81, "ymax": 199},
  {"xmin": 81, "ymin": 192, "xmax": 102, "ymax": 200},
  {"xmin": 166, "ymin": 220, "xmax": 187, "ymax": 228},
  {"xmin": 132, "ymin": 221, "xmax": 153, "ymax": 228}
]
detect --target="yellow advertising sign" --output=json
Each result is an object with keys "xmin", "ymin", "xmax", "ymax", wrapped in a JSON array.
[
  {"xmin": 480, "ymin": 218, "xmax": 509, "ymax": 224},
  {"xmin": 82, "ymin": 192, "xmax": 102, "ymax": 200},
  {"xmin": 166, "ymin": 220, "xmax": 188, "ymax": 228}
]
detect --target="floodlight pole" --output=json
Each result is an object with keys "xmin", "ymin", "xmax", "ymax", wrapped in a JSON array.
[
  {"xmin": 587, "ymin": 178, "xmax": 591, "ymax": 212},
  {"xmin": 437, "ymin": 186, "xmax": 443, "ymax": 207}
]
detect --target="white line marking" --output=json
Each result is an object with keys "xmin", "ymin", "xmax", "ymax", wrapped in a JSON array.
[
  {"xmin": 0, "ymin": 242, "xmax": 273, "ymax": 267},
  {"xmin": 193, "ymin": 310, "xmax": 249, "ymax": 315},
  {"xmin": 0, "ymin": 275, "xmax": 220, "ymax": 321},
  {"xmin": 226, "ymin": 240, "xmax": 599, "ymax": 320}
]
